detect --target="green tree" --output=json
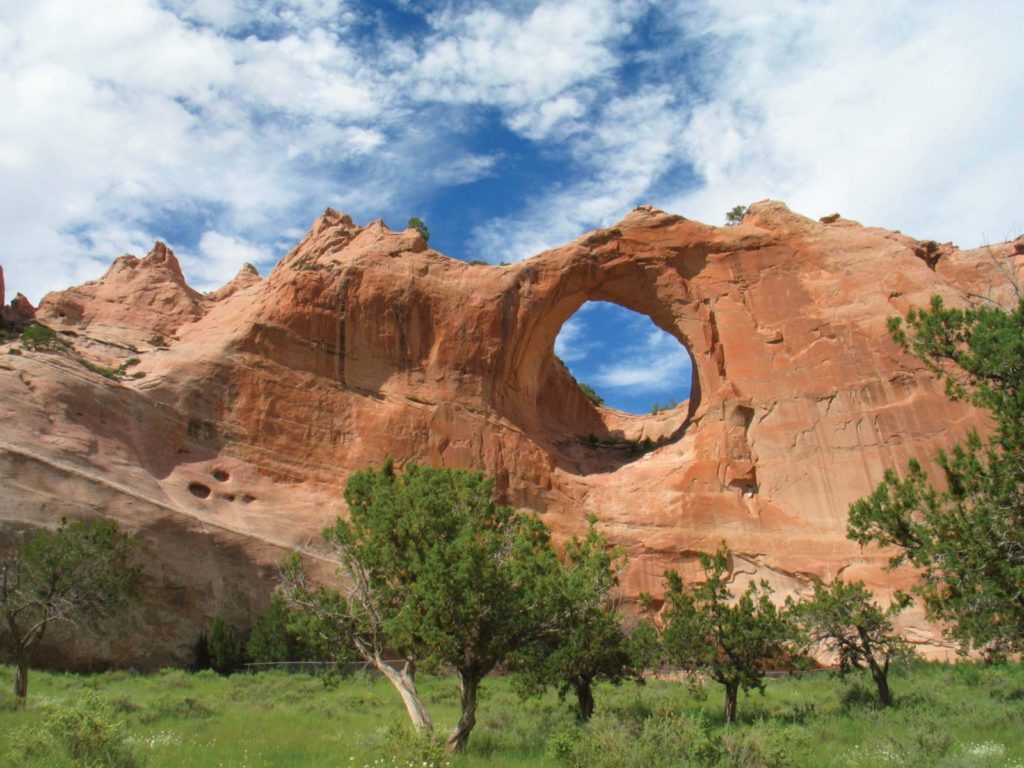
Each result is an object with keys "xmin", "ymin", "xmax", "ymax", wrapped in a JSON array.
[
  {"xmin": 407, "ymin": 217, "xmax": 430, "ymax": 242},
  {"xmin": 19, "ymin": 324, "xmax": 60, "ymax": 351},
  {"xmin": 282, "ymin": 460, "xmax": 563, "ymax": 753},
  {"xmin": 725, "ymin": 205, "xmax": 747, "ymax": 226},
  {"xmin": 579, "ymin": 382, "xmax": 604, "ymax": 407},
  {"xmin": 0, "ymin": 519, "xmax": 139, "ymax": 699},
  {"xmin": 661, "ymin": 545, "xmax": 794, "ymax": 723},
  {"xmin": 246, "ymin": 593, "xmax": 314, "ymax": 663},
  {"xmin": 511, "ymin": 517, "xmax": 655, "ymax": 720},
  {"xmin": 207, "ymin": 614, "xmax": 245, "ymax": 675},
  {"xmin": 847, "ymin": 294, "xmax": 1024, "ymax": 656},
  {"xmin": 792, "ymin": 580, "xmax": 913, "ymax": 707}
]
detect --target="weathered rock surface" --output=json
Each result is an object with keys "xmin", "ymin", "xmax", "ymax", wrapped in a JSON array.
[
  {"xmin": 2, "ymin": 201, "xmax": 1022, "ymax": 667},
  {"xmin": 36, "ymin": 241, "xmax": 209, "ymax": 348},
  {"xmin": 206, "ymin": 263, "xmax": 261, "ymax": 302}
]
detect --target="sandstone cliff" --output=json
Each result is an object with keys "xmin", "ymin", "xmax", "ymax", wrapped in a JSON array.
[{"xmin": 2, "ymin": 201, "xmax": 1021, "ymax": 667}]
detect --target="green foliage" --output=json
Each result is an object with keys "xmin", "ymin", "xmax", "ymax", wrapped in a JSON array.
[
  {"xmin": 407, "ymin": 217, "xmax": 430, "ymax": 242},
  {"xmin": 245, "ymin": 594, "xmax": 313, "ymax": 663},
  {"xmin": 650, "ymin": 399, "xmax": 678, "ymax": 414},
  {"xmin": 19, "ymin": 324, "xmax": 61, "ymax": 351},
  {"xmin": 0, "ymin": 519, "xmax": 140, "ymax": 699},
  {"xmin": 725, "ymin": 205, "xmax": 747, "ymax": 226},
  {"xmin": 4, "ymin": 692, "xmax": 142, "ymax": 768},
  {"xmin": 377, "ymin": 722, "xmax": 447, "ymax": 766},
  {"xmin": 206, "ymin": 615, "xmax": 245, "ymax": 675},
  {"xmin": 578, "ymin": 382, "xmax": 604, "ymax": 407},
  {"xmin": 512, "ymin": 518, "xmax": 654, "ymax": 720},
  {"xmin": 1, "ymin": 662, "xmax": 1024, "ymax": 767},
  {"xmin": 283, "ymin": 461, "xmax": 564, "ymax": 751},
  {"xmin": 848, "ymin": 295, "xmax": 1024, "ymax": 656},
  {"xmin": 548, "ymin": 709, "xmax": 723, "ymax": 768},
  {"xmin": 661, "ymin": 545, "xmax": 796, "ymax": 723},
  {"xmin": 791, "ymin": 580, "xmax": 913, "ymax": 706}
]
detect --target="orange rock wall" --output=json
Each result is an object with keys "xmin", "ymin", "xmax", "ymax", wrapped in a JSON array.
[{"xmin": 2, "ymin": 201, "xmax": 1021, "ymax": 666}]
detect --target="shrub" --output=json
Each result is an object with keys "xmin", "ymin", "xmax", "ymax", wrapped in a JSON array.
[
  {"xmin": 19, "ymin": 324, "xmax": 61, "ymax": 351},
  {"xmin": 4, "ymin": 692, "xmax": 143, "ymax": 768},
  {"xmin": 548, "ymin": 710, "xmax": 720, "ymax": 768},
  {"xmin": 407, "ymin": 217, "xmax": 430, "ymax": 242},
  {"xmin": 725, "ymin": 206, "xmax": 747, "ymax": 226},
  {"xmin": 207, "ymin": 614, "xmax": 246, "ymax": 675},
  {"xmin": 579, "ymin": 383, "xmax": 604, "ymax": 407},
  {"xmin": 377, "ymin": 722, "xmax": 446, "ymax": 766}
]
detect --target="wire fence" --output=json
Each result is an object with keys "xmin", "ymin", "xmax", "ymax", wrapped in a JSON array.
[{"xmin": 243, "ymin": 660, "xmax": 406, "ymax": 675}]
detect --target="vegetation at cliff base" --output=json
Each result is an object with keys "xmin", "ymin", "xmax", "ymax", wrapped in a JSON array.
[{"xmin": 2, "ymin": 662, "xmax": 1024, "ymax": 767}]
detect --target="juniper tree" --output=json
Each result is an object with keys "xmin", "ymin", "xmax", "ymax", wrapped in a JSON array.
[
  {"xmin": 282, "ymin": 460, "xmax": 563, "ymax": 753},
  {"xmin": 792, "ymin": 580, "xmax": 913, "ymax": 706},
  {"xmin": 511, "ymin": 517, "xmax": 657, "ymax": 720},
  {"xmin": 847, "ymin": 294, "xmax": 1024, "ymax": 656},
  {"xmin": 0, "ymin": 519, "xmax": 139, "ymax": 699},
  {"xmin": 661, "ymin": 545, "xmax": 795, "ymax": 723}
]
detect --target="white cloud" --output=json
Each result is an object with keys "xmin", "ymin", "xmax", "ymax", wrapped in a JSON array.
[
  {"xmin": 429, "ymin": 153, "xmax": 501, "ymax": 186},
  {"xmin": 1, "ymin": 0, "xmax": 1020, "ymax": 307},
  {"xmin": 185, "ymin": 231, "xmax": 273, "ymax": 290},
  {"xmin": 469, "ymin": 87, "xmax": 688, "ymax": 262},
  {"xmin": 592, "ymin": 332, "xmax": 692, "ymax": 393},
  {"xmin": 554, "ymin": 316, "xmax": 597, "ymax": 363},
  {"xmin": 413, "ymin": 2, "xmax": 635, "ymax": 111},
  {"xmin": 664, "ymin": 1, "xmax": 1024, "ymax": 245}
]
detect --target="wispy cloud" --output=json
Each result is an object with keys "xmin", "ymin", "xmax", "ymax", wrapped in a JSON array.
[
  {"xmin": 591, "ymin": 329, "xmax": 692, "ymax": 394},
  {"xmin": 554, "ymin": 316, "xmax": 599, "ymax": 364},
  {"xmin": 1, "ymin": 0, "xmax": 1020, "ymax": 305}
]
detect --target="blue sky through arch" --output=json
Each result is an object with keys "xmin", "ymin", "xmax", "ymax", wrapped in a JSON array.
[{"xmin": 554, "ymin": 301, "xmax": 692, "ymax": 415}]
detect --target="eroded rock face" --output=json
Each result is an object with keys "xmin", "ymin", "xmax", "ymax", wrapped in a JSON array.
[
  {"xmin": 2, "ymin": 201, "xmax": 1022, "ymax": 667},
  {"xmin": 36, "ymin": 241, "xmax": 209, "ymax": 347}
]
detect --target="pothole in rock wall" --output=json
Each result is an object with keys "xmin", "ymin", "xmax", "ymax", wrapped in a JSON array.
[{"xmin": 551, "ymin": 301, "xmax": 696, "ymax": 467}]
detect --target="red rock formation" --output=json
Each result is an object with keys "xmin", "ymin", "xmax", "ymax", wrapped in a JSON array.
[
  {"xmin": 2, "ymin": 201, "xmax": 1021, "ymax": 667},
  {"xmin": 0, "ymin": 265, "xmax": 37, "ymax": 325},
  {"xmin": 36, "ymin": 241, "xmax": 209, "ymax": 347},
  {"xmin": 207, "ymin": 263, "xmax": 261, "ymax": 302}
]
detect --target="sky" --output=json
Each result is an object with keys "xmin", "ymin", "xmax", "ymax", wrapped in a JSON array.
[
  {"xmin": 555, "ymin": 301, "xmax": 692, "ymax": 413},
  {"xmin": 1, "ymin": 1, "xmax": 1021, "ymax": 411}
]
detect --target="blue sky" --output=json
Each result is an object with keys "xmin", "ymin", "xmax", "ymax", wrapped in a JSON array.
[
  {"xmin": 1, "ymin": 1, "xmax": 1022, "ymax": 410},
  {"xmin": 555, "ymin": 302, "xmax": 692, "ymax": 414}
]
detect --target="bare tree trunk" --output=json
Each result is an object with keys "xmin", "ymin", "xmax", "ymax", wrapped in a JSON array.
[
  {"xmin": 858, "ymin": 628, "xmax": 893, "ymax": 707},
  {"xmin": 445, "ymin": 671, "xmax": 480, "ymax": 754},
  {"xmin": 375, "ymin": 658, "xmax": 433, "ymax": 731},
  {"xmin": 13, "ymin": 654, "xmax": 29, "ymax": 699},
  {"xmin": 865, "ymin": 654, "xmax": 892, "ymax": 707},
  {"xmin": 724, "ymin": 681, "xmax": 739, "ymax": 724},
  {"xmin": 573, "ymin": 678, "xmax": 595, "ymax": 721}
]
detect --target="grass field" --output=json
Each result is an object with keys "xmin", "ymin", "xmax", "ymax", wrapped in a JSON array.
[{"xmin": 1, "ymin": 662, "xmax": 1022, "ymax": 767}]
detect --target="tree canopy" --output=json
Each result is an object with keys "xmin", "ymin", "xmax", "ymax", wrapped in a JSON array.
[
  {"xmin": 511, "ymin": 517, "xmax": 656, "ymax": 720},
  {"xmin": 0, "ymin": 518, "xmax": 139, "ymax": 698},
  {"xmin": 848, "ymin": 294, "xmax": 1024, "ymax": 656},
  {"xmin": 282, "ymin": 460, "xmax": 564, "ymax": 753},
  {"xmin": 792, "ymin": 580, "xmax": 913, "ymax": 707},
  {"xmin": 407, "ymin": 217, "xmax": 430, "ymax": 242},
  {"xmin": 661, "ymin": 545, "xmax": 795, "ymax": 723}
]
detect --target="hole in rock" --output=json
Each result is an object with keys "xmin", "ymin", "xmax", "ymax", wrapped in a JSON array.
[
  {"xmin": 188, "ymin": 482, "xmax": 211, "ymax": 499},
  {"xmin": 212, "ymin": 469, "xmax": 229, "ymax": 482},
  {"xmin": 554, "ymin": 301, "xmax": 693, "ymax": 415}
]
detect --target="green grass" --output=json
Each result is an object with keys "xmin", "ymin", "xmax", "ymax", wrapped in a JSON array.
[{"xmin": 1, "ymin": 662, "xmax": 1022, "ymax": 767}]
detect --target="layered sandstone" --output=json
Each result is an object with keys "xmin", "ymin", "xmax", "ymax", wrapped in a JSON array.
[{"xmin": 2, "ymin": 201, "xmax": 1021, "ymax": 667}]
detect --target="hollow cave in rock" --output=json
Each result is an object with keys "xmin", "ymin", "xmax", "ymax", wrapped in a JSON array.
[{"xmin": 553, "ymin": 301, "xmax": 694, "ymax": 415}]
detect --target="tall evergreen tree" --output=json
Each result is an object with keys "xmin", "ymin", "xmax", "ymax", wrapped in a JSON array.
[{"xmin": 848, "ymin": 294, "xmax": 1024, "ymax": 656}]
